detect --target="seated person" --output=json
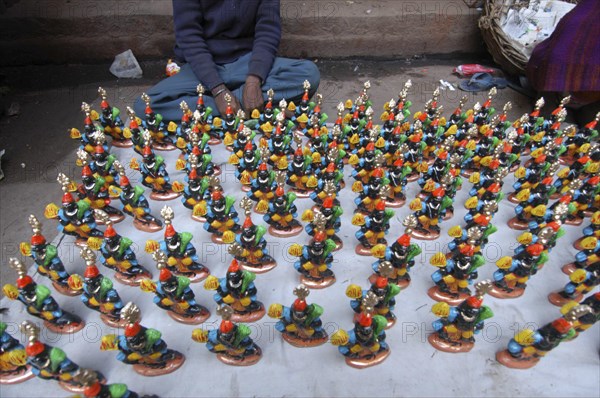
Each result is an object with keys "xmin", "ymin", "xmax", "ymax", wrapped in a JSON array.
[
  {"xmin": 134, "ymin": 0, "xmax": 320, "ymax": 121},
  {"xmin": 526, "ymin": 0, "xmax": 599, "ymax": 124}
]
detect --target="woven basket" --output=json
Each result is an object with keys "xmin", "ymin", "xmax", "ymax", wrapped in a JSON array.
[{"xmin": 478, "ymin": 0, "xmax": 579, "ymax": 76}]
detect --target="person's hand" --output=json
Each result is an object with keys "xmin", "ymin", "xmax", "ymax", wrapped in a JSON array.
[
  {"xmin": 212, "ymin": 84, "xmax": 240, "ymax": 116},
  {"xmin": 242, "ymin": 75, "xmax": 264, "ymax": 115}
]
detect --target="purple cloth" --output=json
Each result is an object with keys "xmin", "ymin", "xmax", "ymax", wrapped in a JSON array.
[
  {"xmin": 173, "ymin": 0, "xmax": 281, "ymax": 90},
  {"xmin": 527, "ymin": 0, "xmax": 600, "ymax": 92}
]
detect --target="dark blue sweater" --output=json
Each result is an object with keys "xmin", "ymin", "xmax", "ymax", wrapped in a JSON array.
[{"xmin": 173, "ymin": 0, "xmax": 281, "ymax": 90}]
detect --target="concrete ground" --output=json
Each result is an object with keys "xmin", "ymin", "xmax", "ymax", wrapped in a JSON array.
[{"xmin": 0, "ymin": 57, "xmax": 539, "ymax": 291}]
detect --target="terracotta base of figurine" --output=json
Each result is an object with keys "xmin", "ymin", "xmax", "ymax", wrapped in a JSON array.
[
  {"xmin": 241, "ymin": 185, "xmax": 251, "ymax": 192},
  {"xmin": 558, "ymin": 156, "xmax": 574, "ymax": 166},
  {"xmin": 410, "ymin": 228, "xmax": 440, "ymax": 241},
  {"xmin": 461, "ymin": 169, "xmax": 475, "ymax": 178},
  {"xmin": 239, "ymin": 260, "xmax": 277, "ymax": 274},
  {"xmin": 132, "ymin": 352, "xmax": 185, "ymax": 376},
  {"xmin": 213, "ymin": 166, "xmax": 222, "ymax": 177},
  {"xmin": 208, "ymin": 137, "xmax": 221, "ymax": 145},
  {"xmin": 168, "ymin": 307, "xmax": 210, "ymax": 325},
  {"xmin": 114, "ymin": 271, "xmax": 152, "ymax": 286},
  {"xmin": 211, "ymin": 235, "xmax": 227, "ymax": 245},
  {"xmin": 333, "ymin": 239, "xmax": 343, "ymax": 251},
  {"xmin": 100, "ymin": 314, "xmax": 126, "ymax": 328},
  {"xmin": 487, "ymin": 285, "xmax": 524, "ymax": 299},
  {"xmin": 301, "ymin": 275, "xmax": 336, "ymax": 289},
  {"xmin": 442, "ymin": 210, "xmax": 453, "ymax": 221},
  {"xmin": 352, "ymin": 313, "xmax": 395, "ymax": 329},
  {"xmin": 385, "ymin": 197, "xmax": 406, "ymax": 208},
  {"xmin": 58, "ymin": 373, "xmax": 105, "ymax": 393},
  {"xmin": 509, "ymin": 163, "xmax": 519, "ymax": 172},
  {"xmin": 565, "ymin": 217, "xmax": 583, "ymax": 226},
  {"xmin": 150, "ymin": 191, "xmax": 181, "ymax": 201},
  {"xmin": 407, "ymin": 174, "xmax": 420, "ymax": 183},
  {"xmin": 133, "ymin": 218, "xmax": 163, "ymax": 233},
  {"xmin": 583, "ymin": 209, "xmax": 595, "ymax": 218},
  {"xmin": 507, "ymin": 193, "xmax": 520, "ymax": 204},
  {"xmin": 573, "ymin": 237, "xmax": 591, "ymax": 251},
  {"xmin": 495, "ymin": 350, "xmax": 538, "ymax": 369},
  {"xmin": 53, "ymin": 282, "xmax": 82, "ymax": 296},
  {"xmin": 268, "ymin": 225, "xmax": 303, "ymax": 238},
  {"xmin": 75, "ymin": 238, "xmax": 89, "ymax": 248},
  {"xmin": 355, "ymin": 244, "xmax": 377, "ymax": 256},
  {"xmin": 282, "ymin": 332, "xmax": 328, "ymax": 348},
  {"xmin": 152, "ymin": 142, "xmax": 176, "ymax": 151},
  {"xmin": 291, "ymin": 189, "xmax": 313, "ymax": 199},
  {"xmin": 344, "ymin": 348, "xmax": 390, "ymax": 369},
  {"xmin": 111, "ymin": 139, "xmax": 133, "ymax": 148},
  {"xmin": 217, "ymin": 347, "xmax": 262, "ymax": 366},
  {"xmin": 230, "ymin": 306, "xmax": 266, "ymax": 323},
  {"xmin": 175, "ymin": 269, "xmax": 210, "ymax": 283},
  {"xmin": 0, "ymin": 367, "xmax": 35, "ymax": 385},
  {"xmin": 427, "ymin": 287, "xmax": 468, "ymax": 305},
  {"xmin": 507, "ymin": 217, "xmax": 530, "ymax": 230},
  {"xmin": 428, "ymin": 333, "xmax": 473, "ymax": 353},
  {"xmin": 45, "ymin": 319, "xmax": 85, "ymax": 334},
  {"xmin": 550, "ymin": 192, "xmax": 561, "ymax": 200},
  {"xmin": 548, "ymin": 292, "xmax": 582, "ymax": 307},
  {"xmin": 561, "ymin": 263, "xmax": 577, "ymax": 275},
  {"xmin": 225, "ymin": 146, "xmax": 234, "ymax": 152},
  {"xmin": 191, "ymin": 214, "xmax": 207, "ymax": 223}
]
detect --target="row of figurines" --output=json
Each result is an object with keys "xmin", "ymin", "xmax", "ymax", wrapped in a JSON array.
[{"xmin": 2, "ymin": 284, "xmax": 598, "ymax": 395}]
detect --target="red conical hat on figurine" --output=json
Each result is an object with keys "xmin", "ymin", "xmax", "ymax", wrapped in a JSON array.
[
  {"xmin": 84, "ymin": 264, "xmax": 100, "ymax": 279},
  {"xmin": 165, "ymin": 224, "xmax": 176, "ymax": 238},
  {"xmin": 323, "ymin": 197, "xmax": 334, "ymax": 209},
  {"xmin": 228, "ymin": 259, "xmax": 240, "ymax": 273},
  {"xmin": 212, "ymin": 190, "xmax": 223, "ymax": 201},
  {"xmin": 293, "ymin": 298, "xmax": 307, "ymax": 311},
  {"xmin": 551, "ymin": 318, "xmax": 572, "ymax": 334},
  {"xmin": 243, "ymin": 216, "xmax": 253, "ymax": 229},
  {"xmin": 145, "ymin": 105, "xmax": 153, "ymax": 115},
  {"xmin": 220, "ymin": 319, "xmax": 234, "ymax": 333},
  {"xmin": 119, "ymin": 175, "xmax": 130, "ymax": 187},
  {"xmin": 275, "ymin": 186, "xmax": 285, "ymax": 197},
  {"xmin": 31, "ymin": 233, "xmax": 46, "ymax": 246},
  {"xmin": 159, "ymin": 267, "xmax": 172, "ymax": 281},
  {"xmin": 397, "ymin": 234, "xmax": 411, "ymax": 246},
  {"xmin": 82, "ymin": 165, "xmax": 93, "ymax": 177},
  {"xmin": 124, "ymin": 322, "xmax": 141, "ymax": 337},
  {"xmin": 375, "ymin": 200, "xmax": 386, "ymax": 211},
  {"xmin": 314, "ymin": 231, "xmax": 326, "ymax": 242},
  {"xmin": 104, "ymin": 224, "xmax": 117, "ymax": 238},
  {"xmin": 84, "ymin": 382, "xmax": 102, "ymax": 398},
  {"xmin": 358, "ymin": 312, "xmax": 372, "ymax": 327},
  {"xmin": 101, "ymin": 100, "xmax": 109, "ymax": 109},
  {"xmin": 26, "ymin": 341, "xmax": 45, "ymax": 357},
  {"xmin": 17, "ymin": 275, "xmax": 33, "ymax": 289},
  {"xmin": 375, "ymin": 276, "xmax": 388, "ymax": 288},
  {"xmin": 466, "ymin": 296, "xmax": 483, "ymax": 308},
  {"xmin": 62, "ymin": 192, "xmax": 75, "ymax": 204}
]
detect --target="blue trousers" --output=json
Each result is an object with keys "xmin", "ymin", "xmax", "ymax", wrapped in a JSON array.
[{"xmin": 134, "ymin": 53, "xmax": 320, "ymax": 122}]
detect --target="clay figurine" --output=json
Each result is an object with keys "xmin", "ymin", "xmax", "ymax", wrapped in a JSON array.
[
  {"xmin": 548, "ymin": 262, "xmax": 599, "ymax": 306},
  {"xmin": 302, "ymin": 181, "xmax": 343, "ymax": 250},
  {"xmin": 97, "ymin": 87, "xmax": 130, "ymax": 148},
  {"xmin": 203, "ymin": 181, "xmax": 241, "ymax": 244},
  {"xmin": 19, "ymin": 214, "xmax": 80, "ymax": 296},
  {"xmin": 192, "ymin": 304, "xmax": 262, "ymax": 366},
  {"xmin": 69, "ymin": 247, "xmax": 125, "ymax": 328},
  {"xmin": 75, "ymin": 368, "xmax": 140, "ymax": 398},
  {"xmin": 229, "ymin": 197, "xmax": 276, "ymax": 273},
  {"xmin": 429, "ymin": 280, "xmax": 494, "ymax": 353},
  {"xmin": 3, "ymin": 258, "xmax": 84, "ymax": 334},
  {"xmin": 268, "ymin": 284, "xmax": 328, "ymax": 347},
  {"xmin": 370, "ymin": 215, "xmax": 422, "ymax": 288},
  {"xmin": 20, "ymin": 321, "xmax": 104, "ymax": 392},
  {"xmin": 45, "ymin": 173, "xmax": 103, "ymax": 247},
  {"xmin": 140, "ymin": 250, "xmax": 210, "ymax": 324},
  {"xmin": 346, "ymin": 261, "xmax": 401, "ymax": 328},
  {"xmin": 145, "ymin": 205, "xmax": 210, "ymax": 282},
  {"xmin": 132, "ymin": 131, "xmax": 182, "ymax": 201},
  {"xmin": 203, "ymin": 259, "xmax": 265, "ymax": 322},
  {"xmin": 140, "ymin": 93, "xmax": 175, "ymax": 151},
  {"xmin": 496, "ymin": 305, "xmax": 590, "ymax": 369},
  {"xmin": 113, "ymin": 161, "xmax": 163, "ymax": 233},
  {"xmin": 331, "ymin": 292, "xmax": 390, "ymax": 369},
  {"xmin": 353, "ymin": 190, "xmax": 394, "ymax": 256},
  {"xmin": 0, "ymin": 321, "xmax": 34, "ymax": 385},
  {"xmin": 288, "ymin": 212, "xmax": 337, "ymax": 289},
  {"xmin": 93, "ymin": 209, "xmax": 152, "ymax": 285},
  {"xmin": 100, "ymin": 302, "xmax": 185, "ymax": 376},
  {"xmin": 264, "ymin": 171, "xmax": 302, "ymax": 237}
]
